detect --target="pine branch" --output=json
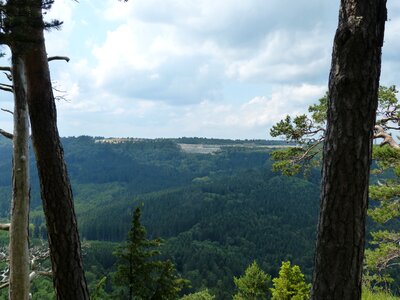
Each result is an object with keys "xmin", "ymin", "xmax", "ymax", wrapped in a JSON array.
[{"xmin": 374, "ymin": 125, "xmax": 400, "ymax": 149}]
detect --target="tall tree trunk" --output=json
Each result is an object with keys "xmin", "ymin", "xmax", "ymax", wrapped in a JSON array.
[
  {"xmin": 9, "ymin": 51, "xmax": 30, "ymax": 300},
  {"xmin": 312, "ymin": 1, "xmax": 387, "ymax": 299},
  {"xmin": 14, "ymin": 1, "xmax": 89, "ymax": 299}
]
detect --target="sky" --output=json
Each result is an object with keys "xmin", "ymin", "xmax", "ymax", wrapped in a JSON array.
[{"xmin": 0, "ymin": 0, "xmax": 399, "ymax": 139}]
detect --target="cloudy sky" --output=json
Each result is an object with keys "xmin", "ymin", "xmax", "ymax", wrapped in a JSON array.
[{"xmin": 1, "ymin": 1, "xmax": 399, "ymax": 139}]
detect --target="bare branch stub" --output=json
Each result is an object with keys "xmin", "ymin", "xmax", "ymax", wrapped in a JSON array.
[
  {"xmin": 0, "ymin": 84, "xmax": 12, "ymax": 93},
  {"xmin": 1, "ymin": 108, "xmax": 13, "ymax": 115},
  {"xmin": 0, "ymin": 281, "xmax": 9, "ymax": 290},
  {"xmin": 0, "ymin": 129, "xmax": 12, "ymax": 140},
  {"xmin": 0, "ymin": 224, "xmax": 10, "ymax": 231},
  {"xmin": 2, "ymin": 72, "xmax": 12, "ymax": 81},
  {"xmin": 0, "ymin": 66, "xmax": 11, "ymax": 72},
  {"xmin": 48, "ymin": 56, "xmax": 70, "ymax": 63},
  {"xmin": 0, "ymin": 242, "xmax": 53, "ymax": 290}
]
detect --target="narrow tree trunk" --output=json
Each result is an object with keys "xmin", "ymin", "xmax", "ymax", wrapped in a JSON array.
[
  {"xmin": 312, "ymin": 1, "xmax": 387, "ymax": 299},
  {"xmin": 18, "ymin": 2, "xmax": 89, "ymax": 299},
  {"xmin": 9, "ymin": 51, "xmax": 30, "ymax": 300}
]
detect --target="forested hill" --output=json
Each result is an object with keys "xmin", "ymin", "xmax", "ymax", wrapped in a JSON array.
[{"xmin": 0, "ymin": 136, "xmax": 319, "ymax": 298}]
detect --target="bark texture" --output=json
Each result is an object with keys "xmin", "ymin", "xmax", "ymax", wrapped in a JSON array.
[
  {"xmin": 9, "ymin": 51, "xmax": 30, "ymax": 300},
  {"xmin": 311, "ymin": 1, "xmax": 387, "ymax": 299},
  {"xmin": 7, "ymin": 1, "xmax": 89, "ymax": 298}
]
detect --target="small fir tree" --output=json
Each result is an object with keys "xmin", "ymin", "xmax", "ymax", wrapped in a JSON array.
[
  {"xmin": 233, "ymin": 261, "xmax": 271, "ymax": 300},
  {"xmin": 113, "ymin": 206, "xmax": 188, "ymax": 299},
  {"xmin": 270, "ymin": 261, "xmax": 310, "ymax": 300},
  {"xmin": 180, "ymin": 289, "xmax": 215, "ymax": 300}
]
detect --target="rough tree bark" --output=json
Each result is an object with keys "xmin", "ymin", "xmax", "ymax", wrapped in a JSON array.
[
  {"xmin": 312, "ymin": 1, "xmax": 387, "ymax": 299},
  {"xmin": 6, "ymin": 1, "xmax": 89, "ymax": 298},
  {"xmin": 9, "ymin": 52, "xmax": 30, "ymax": 300}
]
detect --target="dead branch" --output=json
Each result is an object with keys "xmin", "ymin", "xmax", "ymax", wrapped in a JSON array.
[
  {"xmin": 0, "ymin": 270, "xmax": 53, "ymax": 290},
  {"xmin": 293, "ymin": 138, "xmax": 324, "ymax": 164},
  {"xmin": 2, "ymin": 72, "xmax": 12, "ymax": 81},
  {"xmin": 0, "ymin": 84, "xmax": 12, "ymax": 93},
  {"xmin": 1, "ymin": 108, "xmax": 12, "ymax": 115},
  {"xmin": 0, "ymin": 281, "xmax": 8, "ymax": 290},
  {"xmin": 0, "ymin": 66, "xmax": 11, "ymax": 72},
  {"xmin": 0, "ymin": 224, "xmax": 10, "ymax": 231},
  {"xmin": 29, "ymin": 270, "xmax": 52, "ymax": 282},
  {"xmin": 374, "ymin": 125, "xmax": 400, "ymax": 149},
  {"xmin": 48, "ymin": 56, "xmax": 70, "ymax": 63},
  {"xmin": 304, "ymin": 128, "xmax": 326, "ymax": 137},
  {"xmin": 0, "ymin": 129, "xmax": 13, "ymax": 140},
  {"xmin": 0, "ymin": 243, "xmax": 53, "ymax": 290},
  {"xmin": 377, "ymin": 250, "xmax": 400, "ymax": 272}
]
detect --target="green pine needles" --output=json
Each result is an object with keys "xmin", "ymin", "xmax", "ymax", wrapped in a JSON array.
[
  {"xmin": 270, "ymin": 85, "xmax": 400, "ymax": 291},
  {"xmin": 233, "ymin": 261, "xmax": 310, "ymax": 300},
  {"xmin": 113, "ymin": 206, "xmax": 189, "ymax": 299}
]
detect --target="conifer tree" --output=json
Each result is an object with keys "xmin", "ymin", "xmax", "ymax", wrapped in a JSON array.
[
  {"xmin": 114, "ymin": 206, "xmax": 188, "ymax": 299},
  {"xmin": 270, "ymin": 86, "xmax": 400, "ymax": 289},
  {"xmin": 270, "ymin": 261, "xmax": 310, "ymax": 300},
  {"xmin": 233, "ymin": 261, "xmax": 271, "ymax": 300},
  {"xmin": 180, "ymin": 289, "xmax": 215, "ymax": 300}
]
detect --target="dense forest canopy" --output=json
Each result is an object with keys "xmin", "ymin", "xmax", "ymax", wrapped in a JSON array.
[
  {"xmin": 0, "ymin": 136, "xmax": 398, "ymax": 298},
  {"xmin": 0, "ymin": 136, "xmax": 319, "ymax": 298}
]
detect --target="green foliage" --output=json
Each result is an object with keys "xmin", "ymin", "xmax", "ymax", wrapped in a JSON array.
[
  {"xmin": 377, "ymin": 86, "xmax": 400, "ymax": 123},
  {"xmin": 362, "ymin": 286, "xmax": 400, "ymax": 300},
  {"xmin": 152, "ymin": 260, "xmax": 190, "ymax": 299},
  {"xmin": 91, "ymin": 276, "xmax": 110, "ymax": 300},
  {"xmin": 269, "ymin": 86, "xmax": 400, "ymax": 294},
  {"xmin": 308, "ymin": 93, "xmax": 327, "ymax": 125},
  {"xmin": 180, "ymin": 289, "xmax": 215, "ymax": 300},
  {"xmin": 366, "ymin": 145, "xmax": 400, "ymax": 287},
  {"xmin": 113, "ymin": 206, "xmax": 188, "ymax": 299},
  {"xmin": 270, "ymin": 115, "xmax": 310, "ymax": 142},
  {"xmin": 0, "ymin": 136, "xmax": 320, "ymax": 299},
  {"xmin": 269, "ymin": 86, "xmax": 400, "ymax": 176},
  {"xmin": 368, "ymin": 186, "xmax": 400, "ymax": 224},
  {"xmin": 364, "ymin": 230, "xmax": 400, "ymax": 286},
  {"xmin": 372, "ymin": 145, "xmax": 400, "ymax": 174},
  {"xmin": 270, "ymin": 261, "xmax": 310, "ymax": 300},
  {"xmin": 30, "ymin": 277, "xmax": 55, "ymax": 299},
  {"xmin": 269, "ymin": 95, "xmax": 326, "ymax": 176},
  {"xmin": 233, "ymin": 261, "xmax": 271, "ymax": 300},
  {"xmin": 270, "ymin": 147, "xmax": 320, "ymax": 177}
]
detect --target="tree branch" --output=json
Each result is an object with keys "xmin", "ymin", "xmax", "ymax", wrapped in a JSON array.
[
  {"xmin": 1, "ymin": 108, "xmax": 13, "ymax": 115},
  {"xmin": 374, "ymin": 125, "xmax": 400, "ymax": 149},
  {"xmin": 0, "ymin": 129, "xmax": 13, "ymax": 140},
  {"xmin": 0, "ymin": 33, "xmax": 11, "ymax": 46},
  {"xmin": 0, "ymin": 281, "xmax": 8, "ymax": 290},
  {"xmin": 0, "ymin": 85, "xmax": 13, "ymax": 93},
  {"xmin": 2, "ymin": 72, "xmax": 12, "ymax": 82},
  {"xmin": 0, "ymin": 67, "xmax": 11, "ymax": 72},
  {"xmin": 0, "ymin": 224, "xmax": 10, "ymax": 231},
  {"xmin": 48, "ymin": 56, "xmax": 70, "ymax": 63},
  {"xmin": 293, "ymin": 138, "xmax": 324, "ymax": 164}
]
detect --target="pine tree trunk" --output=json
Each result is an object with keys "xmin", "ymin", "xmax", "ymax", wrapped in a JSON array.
[
  {"xmin": 9, "ymin": 51, "xmax": 30, "ymax": 300},
  {"xmin": 18, "ymin": 2, "xmax": 89, "ymax": 299},
  {"xmin": 312, "ymin": 1, "xmax": 387, "ymax": 299}
]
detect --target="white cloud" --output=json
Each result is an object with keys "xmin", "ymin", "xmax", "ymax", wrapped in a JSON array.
[
  {"xmin": 84, "ymin": 0, "xmax": 336, "ymax": 109},
  {"xmin": 44, "ymin": 0, "xmax": 77, "ymax": 55},
  {"xmin": 225, "ymin": 28, "xmax": 330, "ymax": 83},
  {"xmin": 44, "ymin": 0, "xmax": 399, "ymax": 138}
]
